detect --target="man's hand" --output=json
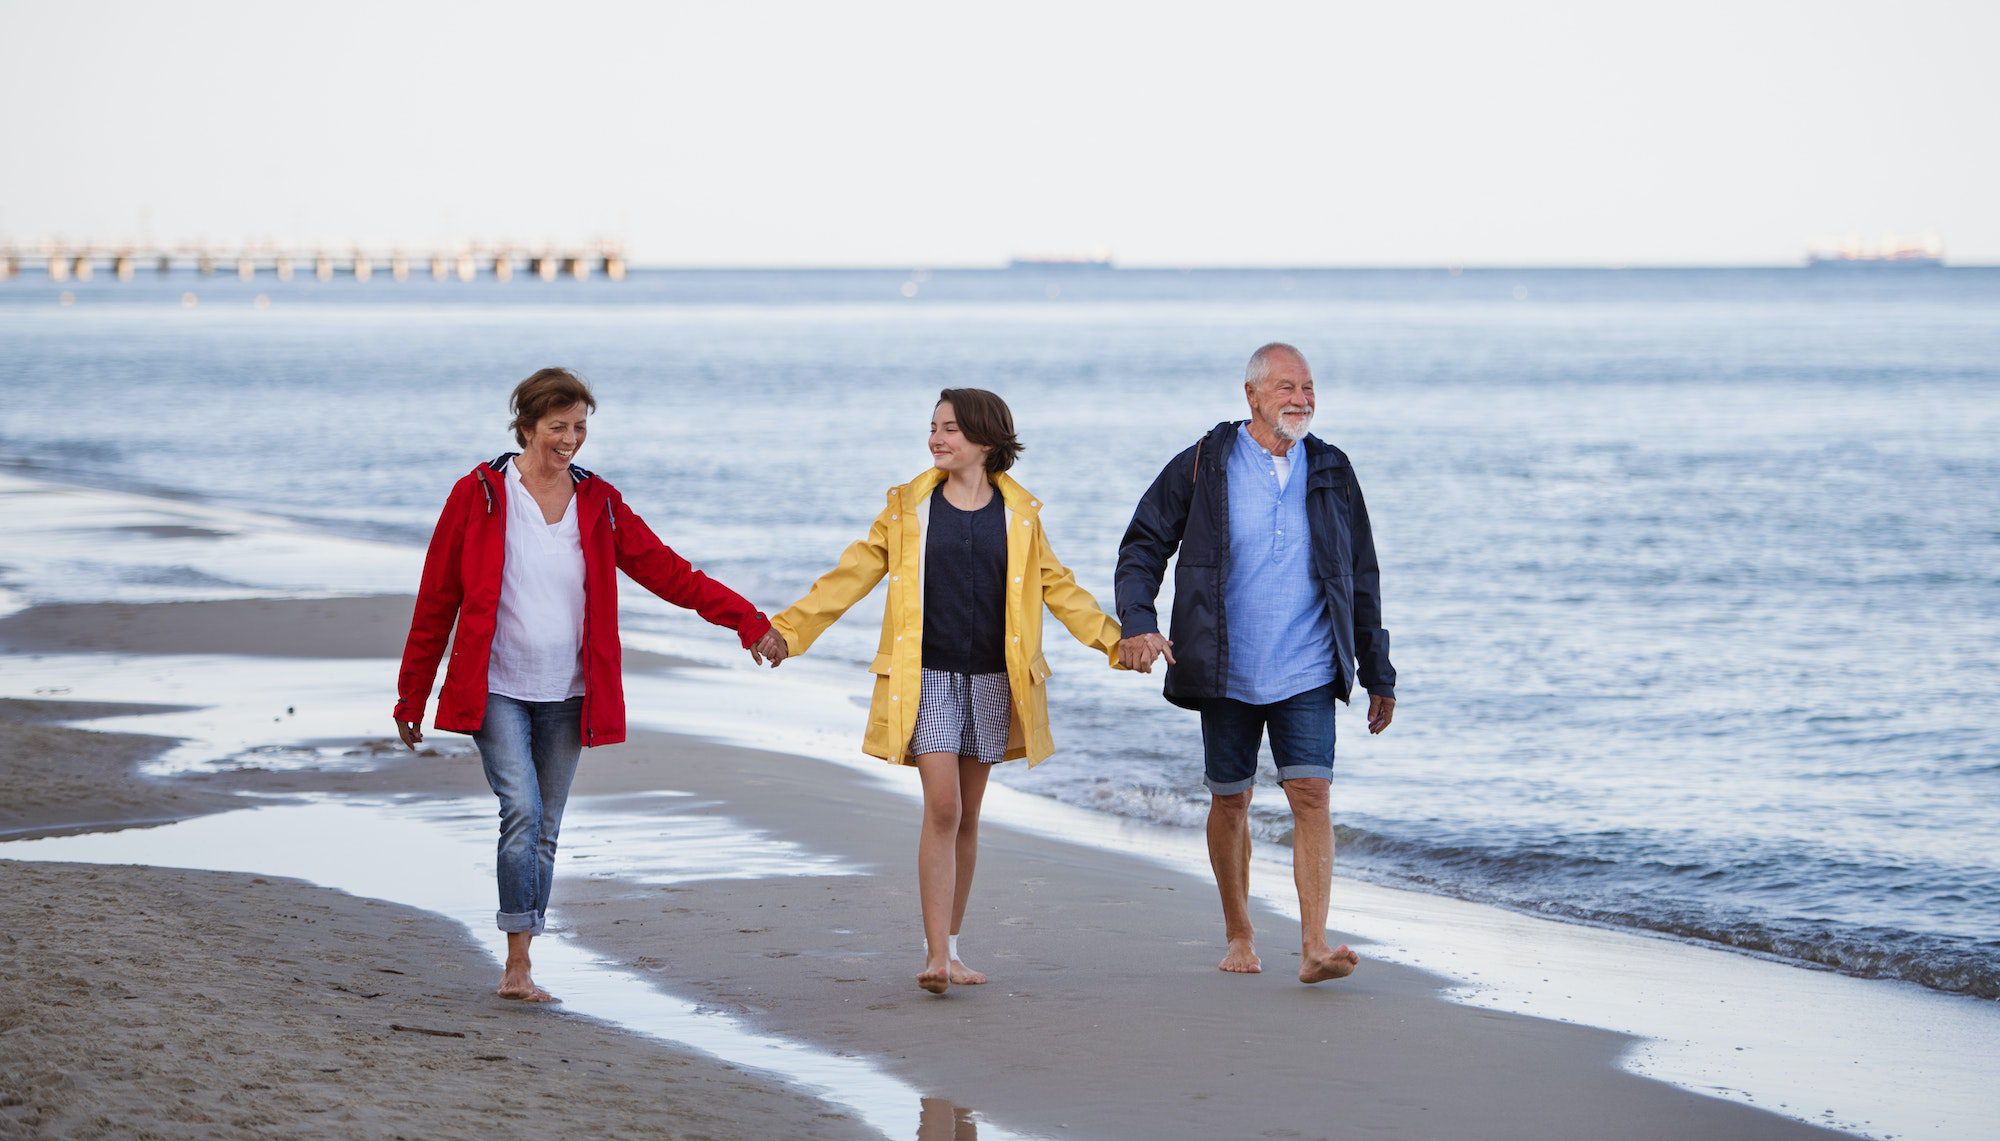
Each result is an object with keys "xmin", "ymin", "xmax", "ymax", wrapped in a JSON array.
[
  {"xmin": 1367, "ymin": 694, "xmax": 1396, "ymax": 734},
  {"xmin": 395, "ymin": 719, "xmax": 423, "ymax": 751},
  {"xmin": 750, "ymin": 629, "xmax": 790, "ymax": 668},
  {"xmin": 1118, "ymin": 633, "xmax": 1176, "ymax": 673}
]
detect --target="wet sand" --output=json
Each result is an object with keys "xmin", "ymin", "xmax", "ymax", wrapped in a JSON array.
[
  {"xmin": 0, "ymin": 860, "xmax": 867, "ymax": 1140},
  {"xmin": 0, "ymin": 594, "xmax": 1850, "ymax": 1139},
  {"xmin": 0, "ymin": 700, "xmax": 869, "ymax": 1139}
]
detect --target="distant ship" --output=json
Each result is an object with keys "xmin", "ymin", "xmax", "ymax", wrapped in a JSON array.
[
  {"xmin": 1008, "ymin": 251, "xmax": 1114, "ymax": 270},
  {"xmin": 1806, "ymin": 234, "xmax": 1944, "ymax": 268}
]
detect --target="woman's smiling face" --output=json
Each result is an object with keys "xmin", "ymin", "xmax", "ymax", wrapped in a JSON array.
[{"xmin": 524, "ymin": 401, "xmax": 589, "ymax": 470}]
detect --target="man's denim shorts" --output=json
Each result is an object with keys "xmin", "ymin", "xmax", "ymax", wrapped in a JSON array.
[{"xmin": 1197, "ymin": 683, "xmax": 1337, "ymax": 795}]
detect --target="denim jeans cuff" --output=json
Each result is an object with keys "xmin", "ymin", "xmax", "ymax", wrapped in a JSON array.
[
  {"xmin": 1275, "ymin": 765, "xmax": 1333, "ymax": 784},
  {"xmin": 496, "ymin": 910, "xmax": 540, "ymax": 933},
  {"xmin": 1204, "ymin": 774, "xmax": 1256, "ymax": 795}
]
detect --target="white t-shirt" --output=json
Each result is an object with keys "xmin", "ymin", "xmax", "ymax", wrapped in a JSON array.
[
  {"xmin": 487, "ymin": 464, "xmax": 587, "ymax": 702},
  {"xmin": 1272, "ymin": 448, "xmax": 1293, "ymax": 492}
]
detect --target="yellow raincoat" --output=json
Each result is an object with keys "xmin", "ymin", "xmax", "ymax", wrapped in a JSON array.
[{"xmin": 771, "ymin": 468, "xmax": 1124, "ymax": 766}]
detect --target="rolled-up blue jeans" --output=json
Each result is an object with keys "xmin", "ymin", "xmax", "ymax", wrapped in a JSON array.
[{"xmin": 470, "ymin": 692, "xmax": 583, "ymax": 935}]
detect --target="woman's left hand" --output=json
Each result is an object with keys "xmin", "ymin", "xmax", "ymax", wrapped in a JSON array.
[{"xmin": 750, "ymin": 629, "xmax": 790, "ymax": 668}]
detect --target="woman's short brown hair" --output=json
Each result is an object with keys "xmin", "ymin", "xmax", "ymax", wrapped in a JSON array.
[
  {"xmin": 509, "ymin": 367, "xmax": 597, "ymax": 447},
  {"xmin": 938, "ymin": 387, "xmax": 1023, "ymax": 474}
]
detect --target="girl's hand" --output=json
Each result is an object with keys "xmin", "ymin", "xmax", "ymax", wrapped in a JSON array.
[
  {"xmin": 396, "ymin": 720, "xmax": 423, "ymax": 751},
  {"xmin": 750, "ymin": 629, "xmax": 790, "ymax": 667}
]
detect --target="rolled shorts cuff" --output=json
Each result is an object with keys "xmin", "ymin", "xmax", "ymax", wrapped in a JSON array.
[
  {"xmin": 1204, "ymin": 774, "xmax": 1257, "ymax": 796},
  {"xmin": 1275, "ymin": 764, "xmax": 1333, "ymax": 784},
  {"xmin": 496, "ymin": 910, "xmax": 544, "ymax": 935}
]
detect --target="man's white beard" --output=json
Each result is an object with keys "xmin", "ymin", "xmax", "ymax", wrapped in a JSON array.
[{"xmin": 1273, "ymin": 408, "xmax": 1313, "ymax": 442}]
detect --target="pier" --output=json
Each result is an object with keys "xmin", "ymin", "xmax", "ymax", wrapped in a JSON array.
[{"xmin": 0, "ymin": 240, "xmax": 629, "ymax": 283}]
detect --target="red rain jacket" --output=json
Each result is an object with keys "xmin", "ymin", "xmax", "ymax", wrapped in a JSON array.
[{"xmin": 394, "ymin": 456, "xmax": 771, "ymax": 746}]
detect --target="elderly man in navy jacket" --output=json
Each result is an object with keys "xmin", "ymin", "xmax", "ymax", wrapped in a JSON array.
[{"xmin": 1115, "ymin": 342, "xmax": 1397, "ymax": 983}]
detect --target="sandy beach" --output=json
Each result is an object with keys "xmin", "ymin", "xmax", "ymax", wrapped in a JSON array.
[
  {"xmin": 0, "ymin": 697, "xmax": 873, "ymax": 1140},
  {"xmin": 0, "ymin": 590, "xmax": 1862, "ymax": 1140}
]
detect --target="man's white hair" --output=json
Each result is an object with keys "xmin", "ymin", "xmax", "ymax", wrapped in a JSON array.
[{"xmin": 1245, "ymin": 342, "xmax": 1308, "ymax": 387}]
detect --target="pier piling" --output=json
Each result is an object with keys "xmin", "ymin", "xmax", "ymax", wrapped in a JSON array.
[{"xmin": 3, "ymin": 240, "xmax": 631, "ymax": 285}]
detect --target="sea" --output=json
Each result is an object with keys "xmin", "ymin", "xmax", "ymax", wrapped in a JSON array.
[{"xmin": 3, "ymin": 265, "xmax": 1996, "ymax": 1002}]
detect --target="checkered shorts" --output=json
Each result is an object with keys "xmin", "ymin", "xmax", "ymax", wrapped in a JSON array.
[{"xmin": 909, "ymin": 668, "xmax": 1013, "ymax": 764}]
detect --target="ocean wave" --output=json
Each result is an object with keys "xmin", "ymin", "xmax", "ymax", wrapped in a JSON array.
[{"xmin": 1292, "ymin": 823, "xmax": 2000, "ymax": 1000}]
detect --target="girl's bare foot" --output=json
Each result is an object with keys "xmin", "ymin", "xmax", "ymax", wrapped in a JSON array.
[
  {"xmin": 948, "ymin": 957, "xmax": 987, "ymax": 985},
  {"xmin": 917, "ymin": 960, "xmax": 951, "ymax": 994},
  {"xmin": 1219, "ymin": 937, "xmax": 1262, "ymax": 974},
  {"xmin": 1299, "ymin": 943, "xmax": 1360, "ymax": 984}
]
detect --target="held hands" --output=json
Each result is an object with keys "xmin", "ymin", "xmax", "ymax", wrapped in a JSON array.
[
  {"xmin": 750, "ymin": 628, "xmax": 790, "ymax": 668},
  {"xmin": 1117, "ymin": 633, "xmax": 1176, "ymax": 673},
  {"xmin": 1367, "ymin": 694, "xmax": 1396, "ymax": 735}
]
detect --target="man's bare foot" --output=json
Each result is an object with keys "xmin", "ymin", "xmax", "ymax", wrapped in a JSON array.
[
  {"xmin": 497, "ymin": 967, "xmax": 557, "ymax": 1002},
  {"xmin": 1219, "ymin": 938, "xmax": 1262, "ymax": 974},
  {"xmin": 917, "ymin": 961, "xmax": 950, "ymax": 994},
  {"xmin": 1298, "ymin": 944, "xmax": 1360, "ymax": 984},
  {"xmin": 948, "ymin": 958, "xmax": 987, "ymax": 985}
]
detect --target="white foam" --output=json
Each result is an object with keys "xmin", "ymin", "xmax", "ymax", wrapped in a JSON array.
[{"xmin": 0, "ymin": 470, "xmax": 418, "ymax": 605}]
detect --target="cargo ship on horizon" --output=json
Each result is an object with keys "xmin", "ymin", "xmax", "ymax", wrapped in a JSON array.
[
  {"xmin": 1806, "ymin": 233, "xmax": 1943, "ymax": 268},
  {"xmin": 1008, "ymin": 250, "xmax": 1114, "ymax": 270}
]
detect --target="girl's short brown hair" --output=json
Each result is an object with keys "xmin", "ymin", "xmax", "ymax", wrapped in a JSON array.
[
  {"xmin": 509, "ymin": 367, "xmax": 597, "ymax": 447},
  {"xmin": 938, "ymin": 387, "xmax": 1023, "ymax": 474}
]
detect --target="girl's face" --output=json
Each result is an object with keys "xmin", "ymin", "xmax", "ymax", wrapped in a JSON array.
[{"xmin": 929, "ymin": 401, "xmax": 992, "ymax": 478}]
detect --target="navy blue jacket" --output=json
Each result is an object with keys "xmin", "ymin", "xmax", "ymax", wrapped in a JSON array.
[{"xmin": 1115, "ymin": 421, "xmax": 1396, "ymax": 709}]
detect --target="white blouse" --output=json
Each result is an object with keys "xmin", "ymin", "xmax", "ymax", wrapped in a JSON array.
[{"xmin": 487, "ymin": 463, "xmax": 587, "ymax": 702}]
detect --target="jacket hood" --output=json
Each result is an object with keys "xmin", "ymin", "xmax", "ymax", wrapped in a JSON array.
[
  {"xmin": 893, "ymin": 468, "xmax": 1043, "ymax": 516},
  {"xmin": 1203, "ymin": 420, "xmax": 1350, "ymax": 470},
  {"xmin": 472, "ymin": 453, "xmax": 603, "ymax": 516},
  {"xmin": 483, "ymin": 452, "xmax": 597, "ymax": 482}
]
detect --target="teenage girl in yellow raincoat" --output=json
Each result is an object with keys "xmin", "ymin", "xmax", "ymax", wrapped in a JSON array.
[{"xmin": 770, "ymin": 388, "xmax": 1125, "ymax": 994}]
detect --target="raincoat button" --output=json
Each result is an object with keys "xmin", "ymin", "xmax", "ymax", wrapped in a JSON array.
[
  {"xmin": 896, "ymin": 635, "xmax": 903, "ymax": 641},
  {"xmin": 891, "ymin": 694, "xmax": 899, "ymax": 701},
  {"xmin": 1013, "ymin": 576, "xmax": 1022, "ymax": 583},
  {"xmin": 892, "ymin": 575, "xmax": 900, "ymax": 582}
]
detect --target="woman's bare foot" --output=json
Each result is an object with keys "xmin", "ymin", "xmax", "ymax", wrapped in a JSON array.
[
  {"xmin": 917, "ymin": 960, "xmax": 951, "ymax": 994},
  {"xmin": 498, "ymin": 966, "xmax": 557, "ymax": 1002},
  {"xmin": 1219, "ymin": 938, "xmax": 1262, "ymax": 974},
  {"xmin": 1298, "ymin": 943, "xmax": 1360, "ymax": 984},
  {"xmin": 948, "ymin": 957, "xmax": 987, "ymax": 985}
]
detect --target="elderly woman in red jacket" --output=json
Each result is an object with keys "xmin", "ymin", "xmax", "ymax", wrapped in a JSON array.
[{"xmin": 394, "ymin": 367, "xmax": 788, "ymax": 1002}]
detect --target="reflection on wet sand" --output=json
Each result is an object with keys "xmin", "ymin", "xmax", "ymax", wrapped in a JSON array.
[{"xmin": 919, "ymin": 1096, "xmax": 980, "ymax": 1140}]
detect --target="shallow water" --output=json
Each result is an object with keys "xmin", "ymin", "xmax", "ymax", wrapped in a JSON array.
[{"xmin": 3, "ymin": 266, "xmax": 1998, "ymax": 1000}]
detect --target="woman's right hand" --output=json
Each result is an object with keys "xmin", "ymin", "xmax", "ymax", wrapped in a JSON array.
[{"xmin": 396, "ymin": 720, "xmax": 424, "ymax": 751}]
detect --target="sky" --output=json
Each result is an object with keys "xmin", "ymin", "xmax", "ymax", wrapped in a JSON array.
[{"xmin": 1, "ymin": 0, "xmax": 1994, "ymax": 266}]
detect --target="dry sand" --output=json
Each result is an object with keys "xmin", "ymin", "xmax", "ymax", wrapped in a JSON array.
[{"xmin": 0, "ymin": 595, "xmax": 1848, "ymax": 1139}]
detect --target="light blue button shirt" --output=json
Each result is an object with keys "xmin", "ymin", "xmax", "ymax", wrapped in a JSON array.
[{"xmin": 1224, "ymin": 424, "xmax": 1335, "ymax": 704}]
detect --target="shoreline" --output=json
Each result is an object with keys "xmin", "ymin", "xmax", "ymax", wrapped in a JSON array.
[
  {"xmin": 1, "ymin": 471, "xmax": 1993, "ymax": 1137},
  {"xmin": 0, "ymin": 702, "xmax": 874, "ymax": 1139},
  {"xmin": 0, "ymin": 593, "xmax": 1860, "ymax": 1139},
  {"xmin": 1, "ymin": 685, "xmax": 1841, "ymax": 1141}
]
